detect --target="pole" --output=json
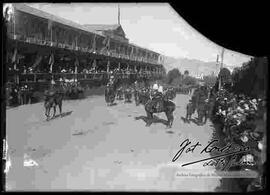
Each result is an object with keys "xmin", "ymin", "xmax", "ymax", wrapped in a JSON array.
[
  {"xmin": 107, "ymin": 60, "xmax": 110, "ymax": 73},
  {"xmin": 218, "ymin": 48, "xmax": 225, "ymax": 90},
  {"xmin": 118, "ymin": 4, "xmax": 120, "ymax": 25}
]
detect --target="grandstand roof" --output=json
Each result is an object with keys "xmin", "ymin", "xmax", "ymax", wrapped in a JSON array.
[
  {"xmin": 13, "ymin": 3, "xmax": 101, "ymax": 36},
  {"xmin": 12, "ymin": 3, "xmax": 160, "ymax": 56}
]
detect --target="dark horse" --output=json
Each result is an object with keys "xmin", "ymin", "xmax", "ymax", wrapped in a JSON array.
[
  {"xmin": 44, "ymin": 89, "xmax": 64, "ymax": 120},
  {"xmin": 116, "ymin": 87, "xmax": 124, "ymax": 100},
  {"xmin": 137, "ymin": 90, "xmax": 176, "ymax": 128},
  {"xmin": 135, "ymin": 88, "xmax": 150, "ymax": 106},
  {"xmin": 124, "ymin": 87, "xmax": 133, "ymax": 103},
  {"xmin": 105, "ymin": 83, "xmax": 116, "ymax": 106}
]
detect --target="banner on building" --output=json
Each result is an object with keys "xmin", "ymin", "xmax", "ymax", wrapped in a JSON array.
[{"xmin": 49, "ymin": 53, "xmax": 54, "ymax": 72}]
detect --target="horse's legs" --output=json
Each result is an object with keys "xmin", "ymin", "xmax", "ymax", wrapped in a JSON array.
[
  {"xmin": 165, "ymin": 111, "xmax": 174, "ymax": 128},
  {"xmin": 53, "ymin": 106, "xmax": 56, "ymax": 117},
  {"xmin": 145, "ymin": 111, "xmax": 153, "ymax": 126},
  {"xmin": 59, "ymin": 102, "xmax": 62, "ymax": 116},
  {"xmin": 45, "ymin": 105, "xmax": 48, "ymax": 117},
  {"xmin": 47, "ymin": 106, "xmax": 51, "ymax": 120}
]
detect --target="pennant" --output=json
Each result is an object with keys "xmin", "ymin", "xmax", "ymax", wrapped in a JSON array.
[
  {"xmin": 49, "ymin": 53, "xmax": 54, "ymax": 65},
  {"xmin": 49, "ymin": 53, "xmax": 54, "ymax": 72},
  {"xmin": 11, "ymin": 48, "xmax": 17, "ymax": 63}
]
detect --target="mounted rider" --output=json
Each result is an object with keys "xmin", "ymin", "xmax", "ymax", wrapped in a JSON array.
[{"xmin": 150, "ymin": 83, "xmax": 164, "ymax": 111}]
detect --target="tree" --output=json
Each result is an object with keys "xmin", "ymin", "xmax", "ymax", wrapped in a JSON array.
[
  {"xmin": 218, "ymin": 67, "xmax": 231, "ymax": 84},
  {"xmin": 203, "ymin": 75, "xmax": 217, "ymax": 87},
  {"xmin": 166, "ymin": 68, "xmax": 181, "ymax": 84},
  {"xmin": 182, "ymin": 75, "xmax": 197, "ymax": 86},
  {"xmin": 184, "ymin": 70, "xmax": 189, "ymax": 76}
]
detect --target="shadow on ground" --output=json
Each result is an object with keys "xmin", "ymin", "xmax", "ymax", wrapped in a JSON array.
[
  {"xmin": 46, "ymin": 111, "xmax": 73, "ymax": 121},
  {"xmin": 135, "ymin": 115, "xmax": 168, "ymax": 127}
]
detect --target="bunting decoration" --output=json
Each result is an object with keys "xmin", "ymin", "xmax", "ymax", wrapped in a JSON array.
[
  {"xmin": 49, "ymin": 53, "xmax": 54, "ymax": 73},
  {"xmin": 11, "ymin": 48, "xmax": 17, "ymax": 64}
]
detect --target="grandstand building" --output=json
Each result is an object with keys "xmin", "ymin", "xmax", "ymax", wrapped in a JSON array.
[{"xmin": 4, "ymin": 3, "xmax": 166, "ymax": 87}]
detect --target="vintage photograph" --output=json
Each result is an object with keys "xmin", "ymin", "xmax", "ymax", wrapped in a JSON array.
[{"xmin": 2, "ymin": 3, "xmax": 267, "ymax": 192}]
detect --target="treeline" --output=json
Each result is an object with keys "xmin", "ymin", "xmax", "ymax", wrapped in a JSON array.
[
  {"xmin": 231, "ymin": 57, "xmax": 268, "ymax": 98},
  {"xmin": 165, "ymin": 68, "xmax": 217, "ymax": 87},
  {"xmin": 215, "ymin": 57, "xmax": 268, "ymax": 99}
]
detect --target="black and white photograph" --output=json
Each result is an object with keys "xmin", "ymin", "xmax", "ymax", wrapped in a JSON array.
[{"xmin": 2, "ymin": 2, "xmax": 268, "ymax": 192}]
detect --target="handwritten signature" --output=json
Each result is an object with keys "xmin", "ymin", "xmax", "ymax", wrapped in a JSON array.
[{"xmin": 172, "ymin": 139, "xmax": 250, "ymax": 169}]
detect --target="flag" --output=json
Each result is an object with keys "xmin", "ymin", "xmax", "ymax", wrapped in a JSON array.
[
  {"xmin": 49, "ymin": 53, "xmax": 54, "ymax": 72},
  {"xmin": 11, "ymin": 48, "xmax": 17, "ymax": 63}
]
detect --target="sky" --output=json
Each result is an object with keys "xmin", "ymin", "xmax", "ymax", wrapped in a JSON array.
[{"xmin": 24, "ymin": 3, "xmax": 252, "ymax": 67}]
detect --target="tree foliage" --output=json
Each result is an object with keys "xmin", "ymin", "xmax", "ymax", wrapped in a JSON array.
[
  {"xmin": 218, "ymin": 67, "xmax": 232, "ymax": 84},
  {"xmin": 182, "ymin": 75, "xmax": 197, "ymax": 86},
  {"xmin": 166, "ymin": 68, "xmax": 181, "ymax": 84},
  {"xmin": 203, "ymin": 75, "xmax": 217, "ymax": 87},
  {"xmin": 231, "ymin": 57, "xmax": 268, "ymax": 98}
]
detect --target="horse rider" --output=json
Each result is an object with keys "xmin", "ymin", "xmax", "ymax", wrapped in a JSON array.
[
  {"xmin": 150, "ymin": 83, "xmax": 164, "ymax": 111},
  {"xmin": 197, "ymin": 84, "xmax": 208, "ymax": 124},
  {"xmin": 151, "ymin": 83, "xmax": 159, "ymax": 98},
  {"xmin": 186, "ymin": 99, "xmax": 194, "ymax": 120}
]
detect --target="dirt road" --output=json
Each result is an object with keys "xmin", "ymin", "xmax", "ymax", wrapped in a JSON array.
[{"xmin": 6, "ymin": 94, "xmax": 221, "ymax": 191}]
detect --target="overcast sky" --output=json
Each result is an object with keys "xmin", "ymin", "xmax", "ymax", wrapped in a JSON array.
[{"xmin": 26, "ymin": 3, "xmax": 252, "ymax": 67}]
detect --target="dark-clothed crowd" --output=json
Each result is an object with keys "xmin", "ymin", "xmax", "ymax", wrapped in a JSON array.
[{"xmin": 211, "ymin": 87, "xmax": 266, "ymax": 192}]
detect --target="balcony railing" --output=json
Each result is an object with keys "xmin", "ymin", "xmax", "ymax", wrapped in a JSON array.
[
  {"xmin": 8, "ymin": 33, "xmax": 162, "ymax": 65},
  {"xmin": 16, "ymin": 72, "xmax": 163, "ymax": 83}
]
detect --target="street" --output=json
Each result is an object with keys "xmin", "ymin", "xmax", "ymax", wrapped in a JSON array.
[{"xmin": 6, "ymin": 94, "xmax": 221, "ymax": 191}]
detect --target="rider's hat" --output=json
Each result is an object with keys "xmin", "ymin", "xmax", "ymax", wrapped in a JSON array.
[
  {"xmin": 153, "ymin": 84, "xmax": 158, "ymax": 90},
  {"xmin": 158, "ymin": 85, "xmax": 163, "ymax": 93}
]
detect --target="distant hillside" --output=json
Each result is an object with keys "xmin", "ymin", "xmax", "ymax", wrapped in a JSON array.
[{"xmin": 163, "ymin": 56, "xmax": 236, "ymax": 76}]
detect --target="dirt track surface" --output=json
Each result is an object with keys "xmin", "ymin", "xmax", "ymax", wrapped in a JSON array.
[{"xmin": 6, "ymin": 94, "xmax": 221, "ymax": 191}]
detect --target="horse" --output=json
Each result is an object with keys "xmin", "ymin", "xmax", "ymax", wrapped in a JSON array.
[
  {"xmin": 143, "ymin": 91, "xmax": 176, "ymax": 128},
  {"xmin": 105, "ymin": 83, "xmax": 116, "ymax": 106},
  {"xmin": 165, "ymin": 87, "xmax": 176, "ymax": 100},
  {"xmin": 44, "ymin": 89, "xmax": 63, "ymax": 120},
  {"xmin": 124, "ymin": 87, "xmax": 133, "ymax": 103},
  {"xmin": 116, "ymin": 87, "xmax": 124, "ymax": 100},
  {"xmin": 135, "ymin": 88, "xmax": 151, "ymax": 106}
]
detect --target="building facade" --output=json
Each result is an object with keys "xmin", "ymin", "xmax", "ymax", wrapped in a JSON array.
[{"xmin": 4, "ymin": 3, "xmax": 166, "ymax": 87}]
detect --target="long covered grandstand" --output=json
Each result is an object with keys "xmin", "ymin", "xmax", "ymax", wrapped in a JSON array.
[{"xmin": 4, "ymin": 4, "xmax": 166, "ymax": 96}]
